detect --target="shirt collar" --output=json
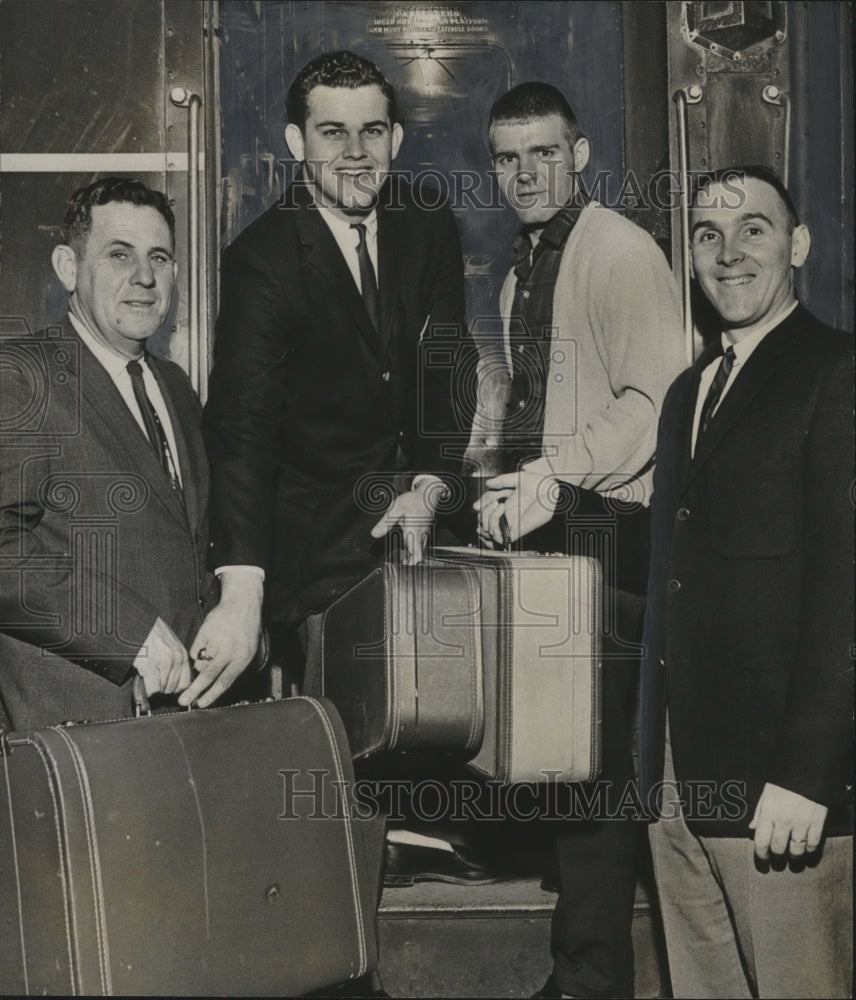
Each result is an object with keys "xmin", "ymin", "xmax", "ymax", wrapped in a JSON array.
[
  {"xmin": 512, "ymin": 195, "xmax": 588, "ymax": 265},
  {"xmin": 722, "ymin": 299, "xmax": 799, "ymax": 363},
  {"xmin": 316, "ymin": 203, "xmax": 378, "ymax": 242},
  {"xmin": 67, "ymin": 311, "xmax": 146, "ymax": 378}
]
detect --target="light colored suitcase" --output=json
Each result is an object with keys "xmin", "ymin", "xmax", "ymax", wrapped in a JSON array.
[{"xmin": 429, "ymin": 546, "xmax": 602, "ymax": 784}]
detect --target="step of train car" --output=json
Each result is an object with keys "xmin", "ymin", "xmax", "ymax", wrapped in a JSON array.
[{"xmin": 378, "ymin": 874, "xmax": 670, "ymax": 999}]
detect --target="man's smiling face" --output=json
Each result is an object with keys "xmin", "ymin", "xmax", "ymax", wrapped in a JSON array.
[
  {"xmin": 285, "ymin": 84, "xmax": 403, "ymax": 220},
  {"xmin": 690, "ymin": 175, "xmax": 810, "ymax": 337},
  {"xmin": 61, "ymin": 202, "xmax": 176, "ymax": 358}
]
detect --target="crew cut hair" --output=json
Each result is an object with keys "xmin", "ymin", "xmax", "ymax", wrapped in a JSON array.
[
  {"xmin": 692, "ymin": 165, "xmax": 799, "ymax": 232},
  {"xmin": 61, "ymin": 176, "xmax": 175, "ymax": 251},
  {"xmin": 489, "ymin": 82, "xmax": 583, "ymax": 145},
  {"xmin": 285, "ymin": 50, "xmax": 398, "ymax": 130}
]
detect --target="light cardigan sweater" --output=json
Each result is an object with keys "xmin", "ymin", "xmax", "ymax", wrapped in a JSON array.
[{"xmin": 474, "ymin": 202, "xmax": 686, "ymax": 506}]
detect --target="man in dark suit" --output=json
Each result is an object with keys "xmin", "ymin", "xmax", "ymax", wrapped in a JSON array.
[
  {"xmin": 0, "ymin": 177, "xmax": 212, "ymax": 729},
  {"xmin": 191, "ymin": 50, "xmax": 469, "ymax": 705},
  {"xmin": 639, "ymin": 166, "xmax": 853, "ymax": 997}
]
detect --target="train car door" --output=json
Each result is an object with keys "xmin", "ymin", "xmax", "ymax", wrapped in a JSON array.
[{"xmin": 0, "ymin": 0, "xmax": 218, "ymax": 397}]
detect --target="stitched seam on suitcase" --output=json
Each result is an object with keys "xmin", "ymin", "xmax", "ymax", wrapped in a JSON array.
[
  {"xmin": 463, "ymin": 568, "xmax": 483, "ymax": 751},
  {"xmin": 18, "ymin": 735, "xmax": 89, "ymax": 995},
  {"xmin": 385, "ymin": 564, "xmax": 400, "ymax": 747},
  {"xmin": 499, "ymin": 564, "xmax": 514, "ymax": 781},
  {"xmin": 3, "ymin": 743, "xmax": 34, "ymax": 993},
  {"xmin": 300, "ymin": 698, "xmax": 369, "ymax": 975},
  {"xmin": 589, "ymin": 563, "xmax": 602, "ymax": 780},
  {"xmin": 53, "ymin": 728, "xmax": 113, "ymax": 995}
]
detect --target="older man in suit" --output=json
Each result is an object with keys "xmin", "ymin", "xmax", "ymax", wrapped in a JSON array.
[
  {"xmin": 0, "ymin": 177, "xmax": 212, "ymax": 729},
  {"xmin": 639, "ymin": 166, "xmax": 853, "ymax": 998},
  {"xmin": 192, "ymin": 49, "xmax": 470, "ymax": 704}
]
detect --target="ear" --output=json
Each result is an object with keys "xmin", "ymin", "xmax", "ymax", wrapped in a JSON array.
[
  {"xmin": 390, "ymin": 122, "xmax": 404, "ymax": 161},
  {"xmin": 51, "ymin": 244, "xmax": 78, "ymax": 292},
  {"xmin": 790, "ymin": 224, "xmax": 811, "ymax": 268},
  {"xmin": 572, "ymin": 136, "xmax": 590, "ymax": 174},
  {"xmin": 689, "ymin": 249, "xmax": 696, "ymax": 280},
  {"xmin": 284, "ymin": 123, "xmax": 305, "ymax": 162}
]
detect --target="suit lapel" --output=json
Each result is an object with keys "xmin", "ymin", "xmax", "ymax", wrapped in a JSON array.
[
  {"xmin": 71, "ymin": 324, "xmax": 189, "ymax": 530},
  {"xmin": 677, "ymin": 351, "xmax": 710, "ymax": 485},
  {"xmin": 376, "ymin": 190, "xmax": 403, "ymax": 358},
  {"xmin": 149, "ymin": 358, "xmax": 205, "ymax": 533},
  {"xmin": 682, "ymin": 307, "xmax": 804, "ymax": 492},
  {"xmin": 292, "ymin": 186, "xmax": 382, "ymax": 358}
]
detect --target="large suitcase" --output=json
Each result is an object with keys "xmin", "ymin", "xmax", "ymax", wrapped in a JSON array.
[
  {"xmin": 309, "ymin": 561, "xmax": 484, "ymax": 764},
  {"xmin": 0, "ymin": 696, "xmax": 378, "ymax": 996},
  {"xmin": 429, "ymin": 546, "xmax": 602, "ymax": 784}
]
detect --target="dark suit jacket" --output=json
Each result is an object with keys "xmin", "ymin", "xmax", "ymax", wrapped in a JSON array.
[
  {"xmin": 0, "ymin": 319, "xmax": 211, "ymax": 729},
  {"xmin": 639, "ymin": 305, "xmax": 854, "ymax": 837},
  {"xmin": 203, "ymin": 178, "xmax": 470, "ymax": 628}
]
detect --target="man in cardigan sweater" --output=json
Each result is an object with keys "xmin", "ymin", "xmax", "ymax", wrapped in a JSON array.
[{"xmin": 472, "ymin": 83, "xmax": 685, "ymax": 999}]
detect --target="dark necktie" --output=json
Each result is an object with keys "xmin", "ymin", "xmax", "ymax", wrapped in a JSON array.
[
  {"xmin": 126, "ymin": 359, "xmax": 181, "ymax": 491},
  {"xmin": 351, "ymin": 222, "xmax": 380, "ymax": 331},
  {"xmin": 698, "ymin": 345, "xmax": 737, "ymax": 440}
]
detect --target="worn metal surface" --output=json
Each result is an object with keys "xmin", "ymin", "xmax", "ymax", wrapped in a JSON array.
[
  {"xmin": 665, "ymin": 0, "xmax": 853, "ymax": 337},
  {"xmin": 0, "ymin": 0, "xmax": 217, "ymax": 384}
]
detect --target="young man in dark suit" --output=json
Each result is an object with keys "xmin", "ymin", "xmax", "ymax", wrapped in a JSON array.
[
  {"xmin": 640, "ymin": 166, "xmax": 853, "ymax": 997},
  {"xmin": 0, "ymin": 177, "xmax": 212, "ymax": 729},
  {"xmin": 192, "ymin": 50, "xmax": 470, "ymax": 707}
]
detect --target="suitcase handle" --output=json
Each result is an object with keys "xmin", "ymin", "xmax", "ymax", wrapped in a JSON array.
[
  {"xmin": 131, "ymin": 628, "xmax": 272, "ymax": 716},
  {"xmin": 133, "ymin": 675, "xmax": 152, "ymax": 718},
  {"xmin": 498, "ymin": 511, "xmax": 512, "ymax": 552}
]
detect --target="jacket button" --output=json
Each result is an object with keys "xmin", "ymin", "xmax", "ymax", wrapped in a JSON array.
[
  {"xmin": 381, "ymin": 371, "xmax": 391, "ymax": 381},
  {"xmin": 667, "ymin": 579, "xmax": 681, "ymax": 593},
  {"xmin": 676, "ymin": 507, "xmax": 691, "ymax": 521}
]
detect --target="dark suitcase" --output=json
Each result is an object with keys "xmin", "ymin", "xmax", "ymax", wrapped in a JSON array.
[
  {"xmin": 429, "ymin": 547, "xmax": 602, "ymax": 784},
  {"xmin": 0, "ymin": 696, "xmax": 378, "ymax": 996},
  {"xmin": 309, "ymin": 561, "xmax": 484, "ymax": 763}
]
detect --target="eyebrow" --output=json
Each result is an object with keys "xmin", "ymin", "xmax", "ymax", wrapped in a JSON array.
[
  {"xmin": 104, "ymin": 238, "xmax": 174, "ymax": 257},
  {"xmin": 491, "ymin": 143, "xmax": 560, "ymax": 159},
  {"xmin": 690, "ymin": 211, "xmax": 775, "ymax": 237},
  {"xmin": 314, "ymin": 119, "xmax": 388, "ymax": 129}
]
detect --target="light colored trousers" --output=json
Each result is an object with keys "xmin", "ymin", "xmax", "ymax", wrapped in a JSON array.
[{"xmin": 649, "ymin": 729, "xmax": 853, "ymax": 999}]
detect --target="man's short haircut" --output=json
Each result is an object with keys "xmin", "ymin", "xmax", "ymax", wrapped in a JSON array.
[
  {"xmin": 62, "ymin": 176, "xmax": 175, "ymax": 252},
  {"xmin": 692, "ymin": 165, "xmax": 799, "ymax": 232},
  {"xmin": 488, "ymin": 82, "xmax": 583, "ymax": 146},
  {"xmin": 285, "ymin": 50, "xmax": 398, "ymax": 130}
]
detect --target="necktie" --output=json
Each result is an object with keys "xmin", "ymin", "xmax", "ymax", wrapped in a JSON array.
[
  {"xmin": 351, "ymin": 222, "xmax": 380, "ymax": 331},
  {"xmin": 126, "ymin": 359, "xmax": 181, "ymax": 491},
  {"xmin": 698, "ymin": 345, "xmax": 737, "ymax": 440}
]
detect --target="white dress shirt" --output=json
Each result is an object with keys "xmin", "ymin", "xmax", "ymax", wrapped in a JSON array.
[
  {"xmin": 68, "ymin": 312, "xmax": 183, "ymax": 486},
  {"xmin": 691, "ymin": 300, "xmax": 799, "ymax": 457},
  {"xmin": 315, "ymin": 205, "xmax": 379, "ymax": 292}
]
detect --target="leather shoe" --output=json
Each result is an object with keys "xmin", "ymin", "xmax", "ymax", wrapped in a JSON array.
[
  {"xmin": 311, "ymin": 974, "xmax": 390, "ymax": 997},
  {"xmin": 530, "ymin": 975, "xmax": 575, "ymax": 999},
  {"xmin": 383, "ymin": 841, "xmax": 505, "ymax": 887},
  {"xmin": 539, "ymin": 869, "xmax": 560, "ymax": 894}
]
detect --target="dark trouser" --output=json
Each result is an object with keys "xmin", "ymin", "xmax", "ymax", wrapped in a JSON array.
[
  {"xmin": 522, "ymin": 497, "xmax": 649, "ymax": 998},
  {"xmin": 550, "ymin": 649, "xmax": 643, "ymax": 999}
]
